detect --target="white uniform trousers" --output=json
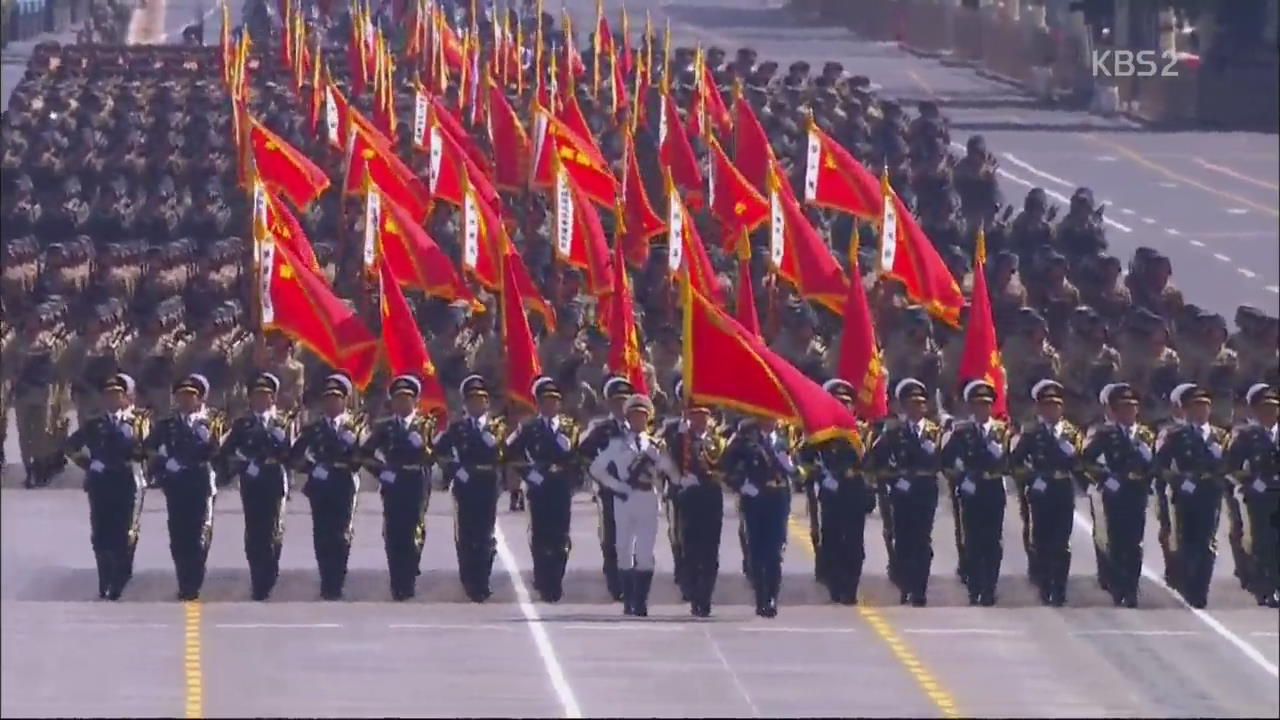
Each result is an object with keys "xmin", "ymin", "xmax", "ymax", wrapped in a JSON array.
[{"xmin": 614, "ymin": 491, "xmax": 659, "ymax": 571}]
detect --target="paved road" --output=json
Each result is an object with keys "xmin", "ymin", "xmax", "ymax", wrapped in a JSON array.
[{"xmin": 2, "ymin": 482, "xmax": 1276, "ymax": 718}]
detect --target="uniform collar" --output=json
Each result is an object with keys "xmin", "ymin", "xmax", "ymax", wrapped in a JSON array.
[{"xmin": 183, "ymin": 406, "xmax": 208, "ymax": 423}]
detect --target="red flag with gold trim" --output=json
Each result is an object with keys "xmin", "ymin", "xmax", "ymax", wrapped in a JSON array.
[
  {"xmin": 378, "ymin": 192, "xmax": 476, "ymax": 306},
  {"xmin": 486, "ymin": 80, "xmax": 532, "ymax": 192},
  {"xmin": 956, "ymin": 229, "xmax": 1007, "ymax": 416},
  {"xmin": 707, "ymin": 135, "xmax": 768, "ymax": 252},
  {"xmin": 530, "ymin": 107, "xmax": 619, "ymax": 208},
  {"xmin": 347, "ymin": 122, "xmax": 433, "ymax": 222},
  {"xmin": 501, "ymin": 252, "xmax": 544, "ymax": 411},
  {"xmin": 734, "ymin": 232, "xmax": 762, "ymax": 338},
  {"xmin": 553, "ymin": 163, "xmax": 615, "ymax": 298},
  {"xmin": 836, "ymin": 234, "xmax": 888, "ymax": 421},
  {"xmin": 247, "ymin": 117, "xmax": 331, "ymax": 209},
  {"xmin": 378, "ymin": 257, "xmax": 448, "ymax": 417},
  {"xmin": 659, "ymin": 91, "xmax": 703, "ymax": 208},
  {"xmin": 620, "ymin": 131, "xmax": 666, "ymax": 267},
  {"xmin": 766, "ymin": 160, "xmax": 849, "ymax": 313},
  {"xmin": 604, "ymin": 241, "xmax": 649, "ymax": 394},
  {"xmin": 666, "ymin": 174, "xmax": 723, "ymax": 306},
  {"xmin": 877, "ymin": 172, "xmax": 965, "ymax": 327},
  {"xmin": 732, "ymin": 91, "xmax": 773, "ymax": 193},
  {"xmin": 802, "ymin": 119, "xmax": 879, "ymax": 219}
]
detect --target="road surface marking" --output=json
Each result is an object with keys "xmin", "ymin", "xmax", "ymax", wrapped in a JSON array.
[
  {"xmin": 1194, "ymin": 158, "xmax": 1280, "ymax": 191},
  {"xmin": 1239, "ymin": 269, "xmax": 1258, "ymax": 279},
  {"xmin": 61, "ymin": 622, "xmax": 173, "ymax": 629},
  {"xmin": 1086, "ymin": 134, "xmax": 1280, "ymax": 218},
  {"xmin": 901, "ymin": 628, "xmax": 1022, "ymax": 636},
  {"xmin": 1073, "ymin": 629, "xmax": 1199, "ymax": 637},
  {"xmin": 1096, "ymin": 155, "xmax": 1118, "ymax": 162},
  {"xmin": 1189, "ymin": 240, "xmax": 1206, "ymax": 247},
  {"xmin": 389, "ymin": 623, "xmax": 515, "ymax": 631},
  {"xmin": 955, "ymin": 142, "xmax": 1132, "ymax": 233},
  {"xmin": 1120, "ymin": 208, "xmax": 1136, "ymax": 215},
  {"xmin": 1165, "ymin": 228, "xmax": 1181, "ymax": 235},
  {"xmin": 1213, "ymin": 253, "xmax": 1232, "ymax": 263},
  {"xmin": 1141, "ymin": 217, "xmax": 1156, "ymax": 224},
  {"xmin": 214, "ymin": 623, "xmax": 342, "ymax": 629},
  {"xmin": 1225, "ymin": 208, "xmax": 1250, "ymax": 215},
  {"xmin": 1158, "ymin": 182, "xmax": 1179, "ymax": 188},
  {"xmin": 703, "ymin": 628, "xmax": 762, "ymax": 718},
  {"xmin": 183, "ymin": 601, "xmax": 202, "ymax": 719},
  {"xmin": 1252, "ymin": 632, "xmax": 1280, "ymax": 638},
  {"xmin": 1266, "ymin": 286, "xmax": 1279, "ymax": 294},
  {"xmin": 739, "ymin": 627, "xmax": 856, "ymax": 634},
  {"xmin": 786, "ymin": 518, "xmax": 961, "ymax": 718},
  {"xmin": 1071, "ymin": 511, "xmax": 1278, "ymax": 680},
  {"xmin": 495, "ymin": 524, "xmax": 583, "ymax": 719},
  {"xmin": 1001, "ymin": 153, "xmax": 1073, "ymax": 188}
]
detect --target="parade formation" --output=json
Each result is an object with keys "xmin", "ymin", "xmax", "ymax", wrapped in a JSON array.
[{"xmin": 0, "ymin": 0, "xmax": 1277, "ymax": 626}]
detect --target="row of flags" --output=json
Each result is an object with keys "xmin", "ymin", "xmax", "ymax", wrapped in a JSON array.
[{"xmin": 225, "ymin": 0, "xmax": 1005, "ymax": 438}]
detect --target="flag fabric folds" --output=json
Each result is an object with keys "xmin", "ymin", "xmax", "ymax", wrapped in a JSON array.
[
  {"xmin": 836, "ymin": 234, "xmax": 888, "ymax": 421},
  {"xmin": 604, "ymin": 242, "xmax": 649, "ymax": 394},
  {"xmin": 247, "ymin": 117, "xmax": 331, "ymax": 209},
  {"xmin": 378, "ymin": 258, "xmax": 449, "ymax": 417},
  {"xmin": 956, "ymin": 229, "xmax": 1008, "ymax": 416},
  {"xmin": 500, "ymin": 252, "xmax": 544, "ymax": 410}
]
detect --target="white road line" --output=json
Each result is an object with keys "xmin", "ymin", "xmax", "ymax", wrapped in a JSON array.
[
  {"xmin": 1165, "ymin": 228, "xmax": 1181, "ymax": 235},
  {"xmin": 1072, "ymin": 630, "xmax": 1200, "ymax": 637},
  {"xmin": 61, "ymin": 622, "xmax": 173, "ymax": 629},
  {"xmin": 1121, "ymin": 208, "xmax": 1137, "ymax": 216},
  {"xmin": 1226, "ymin": 208, "xmax": 1250, "ymax": 215},
  {"xmin": 389, "ymin": 623, "xmax": 516, "ymax": 632},
  {"xmin": 1189, "ymin": 239, "xmax": 1206, "ymax": 247},
  {"xmin": 703, "ymin": 628, "xmax": 762, "ymax": 718},
  {"xmin": 738, "ymin": 627, "xmax": 856, "ymax": 634},
  {"xmin": 559, "ymin": 624, "xmax": 688, "ymax": 632},
  {"xmin": 1213, "ymin": 253, "xmax": 1232, "ymax": 263},
  {"xmin": 214, "ymin": 623, "xmax": 342, "ymax": 629},
  {"xmin": 1141, "ymin": 217, "xmax": 1156, "ymax": 224},
  {"xmin": 1239, "ymin": 269, "xmax": 1258, "ymax": 279},
  {"xmin": 900, "ymin": 628, "xmax": 1022, "ymax": 636},
  {"xmin": 1072, "ymin": 511, "xmax": 1279, "ymax": 679},
  {"xmin": 495, "ymin": 524, "xmax": 583, "ymax": 719},
  {"xmin": 1158, "ymin": 182, "xmax": 1179, "ymax": 188},
  {"xmin": 1251, "ymin": 631, "xmax": 1280, "ymax": 638},
  {"xmin": 1002, "ymin": 153, "xmax": 1073, "ymax": 188},
  {"xmin": 1096, "ymin": 155, "xmax": 1118, "ymax": 162},
  {"xmin": 1266, "ymin": 286, "xmax": 1279, "ymax": 294}
]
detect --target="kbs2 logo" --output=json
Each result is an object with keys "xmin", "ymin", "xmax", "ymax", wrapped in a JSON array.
[{"xmin": 1091, "ymin": 50, "xmax": 1180, "ymax": 78}]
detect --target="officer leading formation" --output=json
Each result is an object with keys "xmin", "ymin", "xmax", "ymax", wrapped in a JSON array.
[{"xmin": 1, "ymin": 2, "xmax": 1276, "ymax": 613}]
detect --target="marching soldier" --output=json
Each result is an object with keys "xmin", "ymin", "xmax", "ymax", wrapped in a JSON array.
[
  {"xmin": 144, "ymin": 374, "xmax": 226, "ymax": 601},
  {"xmin": 589, "ymin": 394, "xmax": 675, "ymax": 617},
  {"xmin": 359, "ymin": 375, "xmax": 437, "ymax": 601},
  {"xmin": 290, "ymin": 374, "xmax": 366, "ymax": 600},
  {"xmin": 506, "ymin": 377, "xmax": 581, "ymax": 602},
  {"xmin": 1009, "ymin": 380, "xmax": 1084, "ymax": 606},
  {"xmin": 62, "ymin": 301, "xmax": 126, "ymax": 425},
  {"xmin": 65, "ymin": 373, "xmax": 149, "ymax": 600},
  {"xmin": 1082, "ymin": 383, "xmax": 1156, "ymax": 608},
  {"xmin": 799, "ymin": 379, "xmax": 873, "ymax": 605},
  {"xmin": 12, "ymin": 306, "xmax": 72, "ymax": 487},
  {"xmin": 940, "ymin": 380, "xmax": 1012, "ymax": 606},
  {"xmin": 433, "ymin": 375, "xmax": 507, "ymax": 602},
  {"xmin": 578, "ymin": 375, "xmax": 634, "ymax": 601},
  {"xmin": 660, "ymin": 382, "xmax": 727, "ymax": 616},
  {"xmin": 217, "ymin": 372, "xmax": 297, "ymax": 601},
  {"xmin": 722, "ymin": 415, "xmax": 799, "ymax": 618},
  {"xmin": 1225, "ymin": 383, "xmax": 1279, "ymax": 608},
  {"xmin": 869, "ymin": 379, "xmax": 944, "ymax": 607},
  {"xmin": 1154, "ymin": 384, "xmax": 1229, "ymax": 608}
]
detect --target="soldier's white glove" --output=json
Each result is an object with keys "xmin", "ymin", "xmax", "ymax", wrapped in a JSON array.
[
  {"xmin": 556, "ymin": 433, "xmax": 571, "ymax": 452},
  {"xmin": 1031, "ymin": 478, "xmax": 1047, "ymax": 493},
  {"xmin": 986, "ymin": 440, "xmax": 1004, "ymax": 458},
  {"xmin": 920, "ymin": 440, "xmax": 936, "ymax": 455},
  {"xmin": 234, "ymin": 448, "xmax": 248, "ymax": 461},
  {"xmin": 1180, "ymin": 479, "xmax": 1196, "ymax": 495},
  {"xmin": 960, "ymin": 479, "xmax": 976, "ymax": 496},
  {"xmin": 1252, "ymin": 479, "xmax": 1267, "ymax": 494},
  {"xmin": 1104, "ymin": 477, "xmax": 1120, "ymax": 493},
  {"xmin": 340, "ymin": 430, "xmax": 356, "ymax": 445},
  {"xmin": 821, "ymin": 475, "xmax": 839, "ymax": 492},
  {"xmin": 1097, "ymin": 453, "xmax": 1109, "ymax": 468},
  {"xmin": 195, "ymin": 426, "xmax": 210, "ymax": 442},
  {"xmin": 158, "ymin": 444, "xmax": 169, "ymax": 458},
  {"xmin": 311, "ymin": 465, "xmax": 329, "ymax": 481},
  {"xmin": 379, "ymin": 470, "xmax": 396, "ymax": 485},
  {"xmin": 120, "ymin": 424, "xmax": 133, "ymax": 440},
  {"xmin": 954, "ymin": 458, "xmax": 965, "ymax": 472},
  {"xmin": 1242, "ymin": 460, "xmax": 1252, "ymax": 474},
  {"xmin": 526, "ymin": 469, "xmax": 545, "ymax": 486},
  {"xmin": 88, "ymin": 460, "xmax": 105, "ymax": 474},
  {"xmin": 480, "ymin": 430, "xmax": 497, "ymax": 447},
  {"xmin": 164, "ymin": 458, "xmax": 183, "ymax": 473},
  {"xmin": 1058, "ymin": 439, "xmax": 1076, "ymax": 456},
  {"xmin": 455, "ymin": 468, "xmax": 470, "ymax": 483},
  {"xmin": 774, "ymin": 452, "xmax": 795, "ymax": 472},
  {"xmin": 894, "ymin": 478, "xmax": 910, "ymax": 494},
  {"xmin": 270, "ymin": 427, "xmax": 286, "ymax": 442},
  {"xmin": 246, "ymin": 462, "xmax": 260, "ymax": 478},
  {"xmin": 1209, "ymin": 442, "xmax": 1222, "ymax": 459},
  {"xmin": 740, "ymin": 482, "xmax": 759, "ymax": 497},
  {"xmin": 1136, "ymin": 443, "xmax": 1152, "ymax": 462}
]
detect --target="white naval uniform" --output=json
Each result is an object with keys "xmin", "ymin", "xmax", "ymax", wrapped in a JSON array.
[{"xmin": 589, "ymin": 432, "xmax": 677, "ymax": 571}]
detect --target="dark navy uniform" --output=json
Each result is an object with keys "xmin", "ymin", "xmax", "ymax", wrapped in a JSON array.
[
  {"xmin": 660, "ymin": 388, "xmax": 727, "ymax": 616},
  {"xmin": 289, "ymin": 374, "xmax": 366, "ymax": 600},
  {"xmin": 217, "ymin": 372, "xmax": 297, "ymax": 601},
  {"xmin": 799, "ymin": 379, "xmax": 873, "ymax": 605},
  {"xmin": 1224, "ymin": 383, "xmax": 1279, "ymax": 607},
  {"xmin": 507, "ymin": 378, "xmax": 581, "ymax": 602},
  {"xmin": 1008, "ymin": 380, "xmax": 1083, "ymax": 606},
  {"xmin": 939, "ymin": 380, "xmax": 1011, "ymax": 606},
  {"xmin": 433, "ymin": 375, "xmax": 508, "ymax": 602},
  {"xmin": 144, "ymin": 374, "xmax": 226, "ymax": 601},
  {"xmin": 359, "ymin": 375, "xmax": 437, "ymax": 601},
  {"xmin": 577, "ymin": 376, "xmax": 634, "ymax": 602},
  {"xmin": 869, "ymin": 379, "xmax": 944, "ymax": 606},
  {"xmin": 722, "ymin": 418, "xmax": 797, "ymax": 618},
  {"xmin": 1082, "ymin": 383, "xmax": 1157, "ymax": 608},
  {"xmin": 65, "ymin": 373, "xmax": 150, "ymax": 600}
]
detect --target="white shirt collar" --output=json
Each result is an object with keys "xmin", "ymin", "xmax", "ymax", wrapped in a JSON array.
[{"xmin": 466, "ymin": 411, "xmax": 489, "ymax": 425}]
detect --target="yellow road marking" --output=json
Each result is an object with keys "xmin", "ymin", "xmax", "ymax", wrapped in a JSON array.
[
  {"xmin": 1085, "ymin": 134, "xmax": 1280, "ymax": 217},
  {"xmin": 787, "ymin": 517, "xmax": 961, "ymax": 718},
  {"xmin": 1193, "ymin": 157, "xmax": 1280, "ymax": 192},
  {"xmin": 183, "ymin": 601, "xmax": 203, "ymax": 719}
]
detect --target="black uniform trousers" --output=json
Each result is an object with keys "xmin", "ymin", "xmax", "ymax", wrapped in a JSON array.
[
  {"xmin": 452, "ymin": 469, "xmax": 500, "ymax": 598},
  {"xmin": 163, "ymin": 472, "xmax": 216, "ymax": 598},
  {"xmin": 596, "ymin": 486, "xmax": 621, "ymax": 598},
  {"xmin": 742, "ymin": 487, "xmax": 790, "ymax": 606},
  {"xmin": 956, "ymin": 475, "xmax": 1006, "ymax": 602},
  {"xmin": 86, "ymin": 470, "xmax": 145, "ymax": 598},
  {"xmin": 884, "ymin": 475, "xmax": 939, "ymax": 601},
  {"xmin": 818, "ymin": 479, "xmax": 873, "ymax": 603},
  {"xmin": 665, "ymin": 485, "xmax": 687, "ymax": 597},
  {"xmin": 530, "ymin": 473, "xmax": 574, "ymax": 601},
  {"xmin": 1025, "ymin": 477, "xmax": 1075, "ymax": 601},
  {"xmin": 379, "ymin": 469, "xmax": 430, "ymax": 598},
  {"xmin": 1091, "ymin": 479, "xmax": 1149, "ymax": 603},
  {"xmin": 240, "ymin": 469, "xmax": 288, "ymax": 599},
  {"xmin": 304, "ymin": 469, "xmax": 359, "ymax": 597},
  {"xmin": 678, "ymin": 483, "xmax": 723, "ymax": 608},
  {"xmin": 1163, "ymin": 477, "xmax": 1223, "ymax": 607}
]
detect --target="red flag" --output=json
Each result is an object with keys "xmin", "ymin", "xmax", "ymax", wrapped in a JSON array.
[
  {"xmin": 486, "ymin": 80, "xmax": 532, "ymax": 192},
  {"xmin": 553, "ymin": 163, "xmax": 615, "ymax": 298},
  {"xmin": 427, "ymin": 117, "xmax": 500, "ymax": 210},
  {"xmin": 378, "ymin": 192, "xmax": 476, "ymax": 306},
  {"xmin": 733, "ymin": 233, "xmax": 762, "ymax": 338},
  {"xmin": 659, "ymin": 91, "xmax": 704, "ymax": 208},
  {"xmin": 557, "ymin": 93, "xmax": 595, "ymax": 153},
  {"xmin": 836, "ymin": 234, "xmax": 888, "ymax": 421},
  {"xmin": 732, "ymin": 92, "xmax": 773, "ymax": 193},
  {"xmin": 378, "ymin": 258, "xmax": 448, "ymax": 417},
  {"xmin": 261, "ymin": 185, "xmax": 320, "ymax": 273},
  {"xmin": 247, "ymin": 117, "xmax": 331, "ymax": 209},
  {"xmin": 956, "ymin": 230, "xmax": 1008, "ymax": 416},
  {"xmin": 620, "ymin": 132, "xmax": 665, "ymax": 267},
  {"xmin": 667, "ymin": 174, "xmax": 723, "ymax": 306},
  {"xmin": 347, "ymin": 122, "xmax": 433, "ymax": 222},
  {"xmin": 767, "ymin": 160, "xmax": 849, "ymax": 313},
  {"xmin": 682, "ymin": 274, "xmax": 860, "ymax": 442},
  {"xmin": 259, "ymin": 236, "xmax": 378, "ymax": 389},
  {"xmin": 604, "ymin": 241, "xmax": 649, "ymax": 394},
  {"xmin": 501, "ymin": 252, "xmax": 544, "ymax": 411},
  {"xmin": 803, "ymin": 119, "xmax": 880, "ymax": 219},
  {"xmin": 693, "ymin": 64, "xmax": 732, "ymax": 139},
  {"xmin": 530, "ymin": 107, "xmax": 620, "ymax": 208},
  {"xmin": 877, "ymin": 173, "xmax": 965, "ymax": 327},
  {"xmin": 707, "ymin": 135, "xmax": 768, "ymax": 251}
]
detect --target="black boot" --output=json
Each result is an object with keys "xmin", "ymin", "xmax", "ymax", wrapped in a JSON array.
[
  {"xmin": 621, "ymin": 569, "xmax": 635, "ymax": 616},
  {"xmin": 634, "ymin": 570, "xmax": 653, "ymax": 618},
  {"xmin": 94, "ymin": 551, "xmax": 111, "ymax": 599}
]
